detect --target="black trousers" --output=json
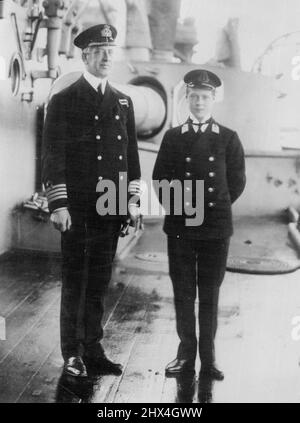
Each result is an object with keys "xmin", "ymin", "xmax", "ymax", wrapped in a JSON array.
[
  {"xmin": 167, "ymin": 236, "xmax": 230, "ymax": 367},
  {"xmin": 60, "ymin": 210, "xmax": 121, "ymax": 360}
]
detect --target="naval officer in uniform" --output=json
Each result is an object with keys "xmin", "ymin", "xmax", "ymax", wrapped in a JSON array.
[
  {"xmin": 42, "ymin": 24, "xmax": 141, "ymax": 377},
  {"xmin": 153, "ymin": 69, "xmax": 246, "ymax": 380}
]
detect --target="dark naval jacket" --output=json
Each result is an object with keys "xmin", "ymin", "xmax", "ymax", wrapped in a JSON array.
[
  {"xmin": 42, "ymin": 75, "xmax": 141, "ymax": 218},
  {"xmin": 152, "ymin": 118, "xmax": 246, "ymax": 239}
]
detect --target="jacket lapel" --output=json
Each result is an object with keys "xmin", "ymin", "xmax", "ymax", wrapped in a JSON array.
[
  {"xmin": 74, "ymin": 75, "xmax": 98, "ymax": 108},
  {"xmin": 207, "ymin": 118, "xmax": 221, "ymax": 156}
]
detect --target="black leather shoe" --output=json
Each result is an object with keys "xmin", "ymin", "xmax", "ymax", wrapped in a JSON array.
[
  {"xmin": 63, "ymin": 356, "xmax": 88, "ymax": 377},
  {"xmin": 83, "ymin": 354, "xmax": 123, "ymax": 375},
  {"xmin": 165, "ymin": 358, "xmax": 195, "ymax": 375},
  {"xmin": 200, "ymin": 365, "xmax": 224, "ymax": 381}
]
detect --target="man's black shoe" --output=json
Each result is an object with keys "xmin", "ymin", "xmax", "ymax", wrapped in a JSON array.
[
  {"xmin": 200, "ymin": 365, "xmax": 224, "ymax": 381},
  {"xmin": 83, "ymin": 354, "xmax": 123, "ymax": 375},
  {"xmin": 165, "ymin": 358, "xmax": 195, "ymax": 375},
  {"xmin": 63, "ymin": 356, "xmax": 88, "ymax": 377}
]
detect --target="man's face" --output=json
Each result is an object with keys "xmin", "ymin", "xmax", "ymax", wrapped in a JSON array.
[
  {"xmin": 186, "ymin": 87, "xmax": 215, "ymax": 121},
  {"xmin": 82, "ymin": 45, "xmax": 114, "ymax": 78}
]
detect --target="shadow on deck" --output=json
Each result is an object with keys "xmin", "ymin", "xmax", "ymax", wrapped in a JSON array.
[{"xmin": 0, "ymin": 217, "xmax": 300, "ymax": 403}]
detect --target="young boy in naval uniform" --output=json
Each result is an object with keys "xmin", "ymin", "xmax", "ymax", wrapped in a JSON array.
[{"xmin": 153, "ymin": 69, "xmax": 246, "ymax": 380}]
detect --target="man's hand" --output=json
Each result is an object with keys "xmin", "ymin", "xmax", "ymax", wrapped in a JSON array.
[
  {"xmin": 128, "ymin": 203, "xmax": 141, "ymax": 223},
  {"xmin": 128, "ymin": 204, "xmax": 143, "ymax": 233},
  {"xmin": 50, "ymin": 209, "xmax": 72, "ymax": 232}
]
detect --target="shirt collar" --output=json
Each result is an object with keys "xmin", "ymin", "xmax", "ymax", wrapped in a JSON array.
[
  {"xmin": 189, "ymin": 113, "xmax": 212, "ymax": 124},
  {"xmin": 83, "ymin": 70, "xmax": 107, "ymax": 94}
]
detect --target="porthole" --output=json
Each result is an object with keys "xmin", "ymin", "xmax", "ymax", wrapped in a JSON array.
[{"xmin": 9, "ymin": 54, "xmax": 22, "ymax": 96}]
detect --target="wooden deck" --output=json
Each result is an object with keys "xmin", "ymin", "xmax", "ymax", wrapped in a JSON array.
[{"xmin": 0, "ymin": 220, "xmax": 300, "ymax": 403}]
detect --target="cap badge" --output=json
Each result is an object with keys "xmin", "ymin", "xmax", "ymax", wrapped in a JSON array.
[
  {"xmin": 101, "ymin": 25, "xmax": 112, "ymax": 38},
  {"xmin": 199, "ymin": 71, "xmax": 209, "ymax": 83}
]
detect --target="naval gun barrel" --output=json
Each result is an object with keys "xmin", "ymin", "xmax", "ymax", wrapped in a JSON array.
[
  {"xmin": 112, "ymin": 82, "xmax": 166, "ymax": 137},
  {"xmin": 49, "ymin": 72, "xmax": 167, "ymax": 138}
]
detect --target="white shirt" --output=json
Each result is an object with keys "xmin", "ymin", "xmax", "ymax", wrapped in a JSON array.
[
  {"xmin": 83, "ymin": 70, "xmax": 107, "ymax": 94},
  {"xmin": 189, "ymin": 113, "xmax": 211, "ymax": 133}
]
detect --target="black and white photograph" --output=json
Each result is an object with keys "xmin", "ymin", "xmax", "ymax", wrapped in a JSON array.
[{"xmin": 0, "ymin": 0, "xmax": 300, "ymax": 408}]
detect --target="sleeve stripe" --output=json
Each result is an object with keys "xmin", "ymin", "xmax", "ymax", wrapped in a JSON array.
[
  {"xmin": 46, "ymin": 183, "xmax": 68, "ymax": 204},
  {"xmin": 47, "ymin": 189, "xmax": 67, "ymax": 198},
  {"xmin": 46, "ymin": 186, "xmax": 67, "ymax": 193},
  {"xmin": 47, "ymin": 193, "xmax": 68, "ymax": 202},
  {"xmin": 46, "ymin": 184, "xmax": 67, "ymax": 196},
  {"xmin": 46, "ymin": 184, "xmax": 66, "ymax": 190},
  {"xmin": 47, "ymin": 191, "xmax": 67, "ymax": 199}
]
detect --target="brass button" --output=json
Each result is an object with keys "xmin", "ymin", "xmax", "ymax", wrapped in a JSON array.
[
  {"xmin": 208, "ymin": 202, "xmax": 215, "ymax": 207},
  {"xmin": 95, "ymin": 115, "xmax": 99, "ymax": 120},
  {"xmin": 209, "ymin": 172, "xmax": 215, "ymax": 177},
  {"xmin": 185, "ymin": 157, "xmax": 191, "ymax": 162},
  {"xmin": 98, "ymin": 176, "xmax": 103, "ymax": 180},
  {"xmin": 115, "ymin": 115, "xmax": 120, "ymax": 120},
  {"xmin": 208, "ymin": 187, "xmax": 214, "ymax": 193},
  {"xmin": 96, "ymin": 135, "xmax": 101, "ymax": 140},
  {"xmin": 185, "ymin": 172, "xmax": 191, "ymax": 177},
  {"xmin": 117, "ymin": 135, "xmax": 122, "ymax": 140},
  {"xmin": 119, "ymin": 155, "xmax": 123, "ymax": 160},
  {"xmin": 97, "ymin": 155, "xmax": 102, "ymax": 160},
  {"xmin": 120, "ymin": 175, "xmax": 124, "ymax": 180},
  {"xmin": 209, "ymin": 156, "xmax": 215, "ymax": 162}
]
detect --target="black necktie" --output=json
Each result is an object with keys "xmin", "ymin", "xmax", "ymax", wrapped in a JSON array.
[
  {"xmin": 97, "ymin": 83, "xmax": 104, "ymax": 103},
  {"xmin": 190, "ymin": 122, "xmax": 206, "ymax": 133},
  {"xmin": 189, "ymin": 119, "xmax": 210, "ymax": 133}
]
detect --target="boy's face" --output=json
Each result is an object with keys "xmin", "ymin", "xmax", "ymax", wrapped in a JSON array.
[{"xmin": 186, "ymin": 87, "xmax": 215, "ymax": 121}]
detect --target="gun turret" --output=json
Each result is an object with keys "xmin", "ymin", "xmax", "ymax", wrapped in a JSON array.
[{"xmin": 49, "ymin": 71, "xmax": 167, "ymax": 139}]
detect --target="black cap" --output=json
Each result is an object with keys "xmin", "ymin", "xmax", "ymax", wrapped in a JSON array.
[
  {"xmin": 74, "ymin": 24, "xmax": 117, "ymax": 50},
  {"xmin": 184, "ymin": 69, "xmax": 221, "ymax": 90}
]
